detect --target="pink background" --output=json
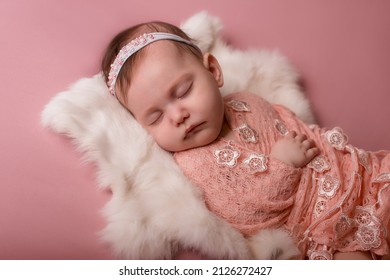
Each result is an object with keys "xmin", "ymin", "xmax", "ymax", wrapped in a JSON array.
[{"xmin": 1, "ymin": 0, "xmax": 389, "ymax": 259}]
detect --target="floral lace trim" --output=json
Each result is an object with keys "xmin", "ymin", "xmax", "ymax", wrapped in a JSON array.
[
  {"xmin": 318, "ymin": 174, "xmax": 340, "ymax": 198},
  {"xmin": 310, "ymin": 128, "xmax": 345, "ymax": 218},
  {"xmin": 313, "ymin": 198, "xmax": 328, "ymax": 218},
  {"xmin": 307, "ymin": 155, "xmax": 331, "ymax": 173},
  {"xmin": 214, "ymin": 145, "xmax": 240, "ymax": 167},
  {"xmin": 226, "ymin": 99, "xmax": 251, "ymax": 112},
  {"xmin": 234, "ymin": 124, "xmax": 258, "ymax": 144},
  {"xmin": 308, "ymin": 205, "xmax": 385, "ymax": 259},
  {"xmin": 307, "ymin": 241, "xmax": 334, "ymax": 260},
  {"xmin": 214, "ymin": 144, "xmax": 268, "ymax": 174},
  {"xmin": 324, "ymin": 127, "xmax": 348, "ymax": 150},
  {"xmin": 355, "ymin": 206, "xmax": 383, "ymax": 250},
  {"xmin": 334, "ymin": 215, "xmax": 354, "ymax": 239},
  {"xmin": 334, "ymin": 206, "xmax": 384, "ymax": 251},
  {"xmin": 243, "ymin": 154, "xmax": 268, "ymax": 174},
  {"xmin": 274, "ymin": 119, "xmax": 288, "ymax": 136},
  {"xmin": 357, "ymin": 148, "xmax": 371, "ymax": 174},
  {"xmin": 312, "ymin": 173, "xmax": 340, "ymax": 219}
]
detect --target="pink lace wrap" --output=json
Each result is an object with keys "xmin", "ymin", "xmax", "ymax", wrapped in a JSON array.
[{"xmin": 174, "ymin": 92, "xmax": 390, "ymax": 259}]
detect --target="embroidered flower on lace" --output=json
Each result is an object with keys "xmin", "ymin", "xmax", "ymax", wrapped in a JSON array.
[
  {"xmin": 226, "ymin": 100, "xmax": 250, "ymax": 112},
  {"xmin": 324, "ymin": 127, "xmax": 348, "ymax": 150},
  {"xmin": 372, "ymin": 173, "xmax": 390, "ymax": 183},
  {"xmin": 307, "ymin": 242, "xmax": 334, "ymax": 260},
  {"xmin": 357, "ymin": 148, "xmax": 371, "ymax": 173},
  {"xmin": 354, "ymin": 206, "xmax": 382, "ymax": 250},
  {"xmin": 318, "ymin": 174, "xmax": 340, "ymax": 198},
  {"xmin": 243, "ymin": 154, "xmax": 268, "ymax": 174},
  {"xmin": 356, "ymin": 225, "xmax": 381, "ymax": 250},
  {"xmin": 314, "ymin": 199, "xmax": 327, "ymax": 217},
  {"xmin": 334, "ymin": 215, "xmax": 354, "ymax": 238},
  {"xmin": 214, "ymin": 145, "xmax": 240, "ymax": 167},
  {"xmin": 308, "ymin": 249, "xmax": 333, "ymax": 260},
  {"xmin": 274, "ymin": 119, "xmax": 288, "ymax": 136},
  {"xmin": 355, "ymin": 207, "xmax": 373, "ymax": 226},
  {"xmin": 234, "ymin": 124, "xmax": 258, "ymax": 144},
  {"xmin": 308, "ymin": 155, "xmax": 331, "ymax": 173}
]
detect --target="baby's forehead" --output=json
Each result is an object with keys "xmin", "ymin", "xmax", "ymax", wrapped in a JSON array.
[
  {"xmin": 134, "ymin": 42, "xmax": 182, "ymax": 71},
  {"xmin": 145, "ymin": 40, "xmax": 189, "ymax": 56},
  {"xmin": 151, "ymin": 39, "xmax": 203, "ymax": 63},
  {"xmin": 127, "ymin": 42, "xmax": 193, "ymax": 98},
  {"xmin": 135, "ymin": 42, "xmax": 199, "ymax": 74}
]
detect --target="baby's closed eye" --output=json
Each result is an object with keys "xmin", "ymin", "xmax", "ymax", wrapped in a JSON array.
[
  {"xmin": 147, "ymin": 111, "xmax": 163, "ymax": 125},
  {"xmin": 176, "ymin": 80, "xmax": 193, "ymax": 99}
]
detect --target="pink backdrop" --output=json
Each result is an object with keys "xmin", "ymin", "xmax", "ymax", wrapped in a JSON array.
[{"xmin": 1, "ymin": 0, "xmax": 389, "ymax": 259}]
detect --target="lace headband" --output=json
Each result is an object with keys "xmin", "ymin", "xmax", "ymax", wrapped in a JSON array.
[{"xmin": 107, "ymin": 32, "xmax": 201, "ymax": 98}]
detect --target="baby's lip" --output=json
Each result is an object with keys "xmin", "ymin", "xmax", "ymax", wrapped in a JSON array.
[{"xmin": 185, "ymin": 122, "xmax": 205, "ymax": 138}]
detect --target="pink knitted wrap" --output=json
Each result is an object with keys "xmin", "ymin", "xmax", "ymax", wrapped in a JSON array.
[{"xmin": 174, "ymin": 92, "xmax": 390, "ymax": 259}]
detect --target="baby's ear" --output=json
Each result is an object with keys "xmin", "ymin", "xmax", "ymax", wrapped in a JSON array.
[{"xmin": 203, "ymin": 52, "xmax": 224, "ymax": 87}]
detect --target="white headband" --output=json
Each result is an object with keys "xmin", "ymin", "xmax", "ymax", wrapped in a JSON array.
[{"xmin": 107, "ymin": 32, "xmax": 201, "ymax": 98}]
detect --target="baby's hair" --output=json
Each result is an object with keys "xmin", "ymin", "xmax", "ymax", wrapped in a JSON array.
[{"xmin": 101, "ymin": 21, "xmax": 203, "ymax": 104}]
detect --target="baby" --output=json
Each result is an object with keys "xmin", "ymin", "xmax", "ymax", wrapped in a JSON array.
[{"xmin": 101, "ymin": 21, "xmax": 390, "ymax": 260}]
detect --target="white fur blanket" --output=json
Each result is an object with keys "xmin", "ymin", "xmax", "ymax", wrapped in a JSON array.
[{"xmin": 41, "ymin": 12, "xmax": 313, "ymax": 259}]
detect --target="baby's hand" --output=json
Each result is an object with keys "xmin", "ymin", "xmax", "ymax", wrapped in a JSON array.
[{"xmin": 270, "ymin": 131, "xmax": 319, "ymax": 168}]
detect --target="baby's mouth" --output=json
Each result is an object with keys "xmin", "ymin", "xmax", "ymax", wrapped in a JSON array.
[{"xmin": 184, "ymin": 122, "xmax": 205, "ymax": 138}]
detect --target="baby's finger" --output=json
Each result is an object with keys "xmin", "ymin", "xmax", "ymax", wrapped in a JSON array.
[
  {"xmin": 288, "ymin": 130, "xmax": 297, "ymax": 138},
  {"xmin": 306, "ymin": 147, "xmax": 320, "ymax": 159},
  {"xmin": 302, "ymin": 138, "xmax": 316, "ymax": 148},
  {"xmin": 296, "ymin": 134, "xmax": 308, "ymax": 142}
]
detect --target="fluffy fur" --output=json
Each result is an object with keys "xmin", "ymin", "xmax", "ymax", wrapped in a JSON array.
[{"xmin": 41, "ymin": 12, "xmax": 311, "ymax": 259}]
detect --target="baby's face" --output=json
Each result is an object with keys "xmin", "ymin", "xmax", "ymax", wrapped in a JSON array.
[{"xmin": 125, "ymin": 41, "xmax": 225, "ymax": 152}]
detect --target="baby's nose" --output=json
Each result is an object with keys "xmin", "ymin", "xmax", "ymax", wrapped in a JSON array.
[{"xmin": 169, "ymin": 105, "xmax": 189, "ymax": 126}]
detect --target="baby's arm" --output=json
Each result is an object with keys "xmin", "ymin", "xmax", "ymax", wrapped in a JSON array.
[{"xmin": 270, "ymin": 131, "xmax": 319, "ymax": 168}]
